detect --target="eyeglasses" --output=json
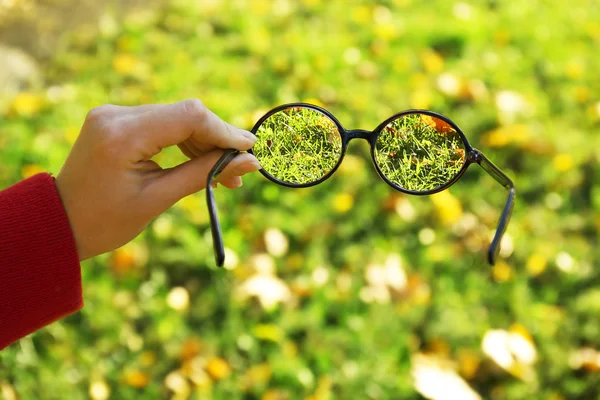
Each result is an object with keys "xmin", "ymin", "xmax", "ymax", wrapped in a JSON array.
[{"xmin": 206, "ymin": 103, "xmax": 515, "ymax": 267}]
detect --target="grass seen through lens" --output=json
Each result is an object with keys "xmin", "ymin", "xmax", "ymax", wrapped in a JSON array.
[
  {"xmin": 253, "ymin": 107, "xmax": 343, "ymax": 185},
  {"xmin": 374, "ymin": 114, "xmax": 466, "ymax": 192}
]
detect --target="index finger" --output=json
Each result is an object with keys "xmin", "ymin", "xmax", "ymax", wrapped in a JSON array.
[{"xmin": 122, "ymin": 99, "xmax": 256, "ymax": 151}]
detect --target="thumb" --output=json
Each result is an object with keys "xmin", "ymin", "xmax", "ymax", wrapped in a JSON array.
[{"xmin": 145, "ymin": 150, "xmax": 261, "ymax": 210}]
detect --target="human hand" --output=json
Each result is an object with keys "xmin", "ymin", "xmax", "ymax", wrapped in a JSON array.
[{"xmin": 55, "ymin": 99, "xmax": 260, "ymax": 261}]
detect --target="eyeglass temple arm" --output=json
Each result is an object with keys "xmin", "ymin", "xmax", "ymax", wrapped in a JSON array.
[
  {"xmin": 472, "ymin": 149, "xmax": 516, "ymax": 266},
  {"xmin": 206, "ymin": 149, "xmax": 241, "ymax": 267}
]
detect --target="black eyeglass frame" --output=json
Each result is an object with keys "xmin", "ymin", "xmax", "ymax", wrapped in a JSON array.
[{"xmin": 206, "ymin": 103, "xmax": 515, "ymax": 267}]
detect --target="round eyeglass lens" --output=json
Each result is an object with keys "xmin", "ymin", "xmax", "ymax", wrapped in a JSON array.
[
  {"xmin": 253, "ymin": 107, "xmax": 343, "ymax": 185},
  {"xmin": 374, "ymin": 113, "xmax": 467, "ymax": 192}
]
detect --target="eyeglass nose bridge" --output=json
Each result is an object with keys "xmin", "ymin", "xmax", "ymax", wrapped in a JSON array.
[{"xmin": 346, "ymin": 129, "xmax": 372, "ymax": 141}]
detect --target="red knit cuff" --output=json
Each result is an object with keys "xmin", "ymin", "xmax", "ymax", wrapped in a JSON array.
[{"xmin": 0, "ymin": 173, "xmax": 83, "ymax": 350}]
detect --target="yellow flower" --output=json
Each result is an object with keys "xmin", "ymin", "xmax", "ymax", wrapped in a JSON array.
[
  {"xmin": 206, "ymin": 357, "xmax": 231, "ymax": 381},
  {"xmin": 11, "ymin": 92, "xmax": 43, "ymax": 117},
  {"xmin": 332, "ymin": 193, "xmax": 354, "ymax": 213},
  {"xmin": 553, "ymin": 153, "xmax": 574, "ymax": 172}
]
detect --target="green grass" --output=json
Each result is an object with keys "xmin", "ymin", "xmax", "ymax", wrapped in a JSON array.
[
  {"xmin": 374, "ymin": 113, "xmax": 466, "ymax": 192},
  {"xmin": 253, "ymin": 109, "xmax": 466, "ymax": 191},
  {"xmin": 253, "ymin": 107, "xmax": 342, "ymax": 184}
]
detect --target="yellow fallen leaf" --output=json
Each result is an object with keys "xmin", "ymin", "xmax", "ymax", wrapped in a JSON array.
[
  {"xmin": 509, "ymin": 323, "xmax": 534, "ymax": 344},
  {"xmin": 206, "ymin": 357, "xmax": 231, "ymax": 381},
  {"xmin": 302, "ymin": 97, "xmax": 325, "ymax": 108},
  {"xmin": 526, "ymin": 253, "xmax": 548, "ymax": 276},
  {"xmin": 332, "ymin": 193, "xmax": 354, "ymax": 213},
  {"xmin": 123, "ymin": 370, "xmax": 150, "ymax": 388},
  {"xmin": 351, "ymin": 6, "xmax": 371, "ymax": 24},
  {"xmin": 140, "ymin": 351, "xmax": 157, "ymax": 367},
  {"xmin": 11, "ymin": 92, "xmax": 44, "ymax": 117},
  {"xmin": 482, "ymin": 125, "xmax": 530, "ymax": 148},
  {"xmin": 180, "ymin": 338, "xmax": 202, "ymax": 361},
  {"xmin": 113, "ymin": 54, "xmax": 138, "ymax": 75},
  {"xmin": 254, "ymin": 324, "xmax": 284, "ymax": 342},
  {"xmin": 421, "ymin": 49, "xmax": 444, "ymax": 73},
  {"xmin": 241, "ymin": 363, "xmax": 272, "ymax": 391},
  {"xmin": 262, "ymin": 389, "xmax": 288, "ymax": 400},
  {"xmin": 458, "ymin": 351, "xmax": 480, "ymax": 379},
  {"xmin": 566, "ymin": 59, "xmax": 585, "ymax": 79},
  {"xmin": 21, "ymin": 164, "xmax": 44, "ymax": 179},
  {"xmin": 493, "ymin": 261, "xmax": 514, "ymax": 282},
  {"xmin": 553, "ymin": 154, "xmax": 574, "ymax": 172},
  {"xmin": 410, "ymin": 89, "xmax": 432, "ymax": 109},
  {"xmin": 430, "ymin": 191, "xmax": 463, "ymax": 226}
]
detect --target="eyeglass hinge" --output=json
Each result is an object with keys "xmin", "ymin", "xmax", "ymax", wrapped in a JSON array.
[{"xmin": 469, "ymin": 149, "xmax": 483, "ymax": 163}]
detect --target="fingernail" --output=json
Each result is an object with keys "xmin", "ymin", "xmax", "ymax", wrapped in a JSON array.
[
  {"xmin": 234, "ymin": 178, "xmax": 243, "ymax": 188},
  {"xmin": 236, "ymin": 159, "xmax": 261, "ymax": 174}
]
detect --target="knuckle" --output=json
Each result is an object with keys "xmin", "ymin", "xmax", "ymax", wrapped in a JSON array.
[
  {"xmin": 94, "ymin": 119, "xmax": 126, "ymax": 156},
  {"xmin": 86, "ymin": 105, "xmax": 126, "ymax": 144},
  {"xmin": 85, "ymin": 105, "xmax": 115, "ymax": 124},
  {"xmin": 100, "ymin": 121, "xmax": 122, "ymax": 140},
  {"xmin": 182, "ymin": 98, "xmax": 207, "ymax": 119}
]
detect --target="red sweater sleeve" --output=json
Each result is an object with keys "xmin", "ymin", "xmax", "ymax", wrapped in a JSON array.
[{"xmin": 0, "ymin": 173, "xmax": 82, "ymax": 350}]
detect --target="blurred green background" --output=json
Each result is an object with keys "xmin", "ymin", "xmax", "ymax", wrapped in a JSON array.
[{"xmin": 0, "ymin": 0, "xmax": 599, "ymax": 399}]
